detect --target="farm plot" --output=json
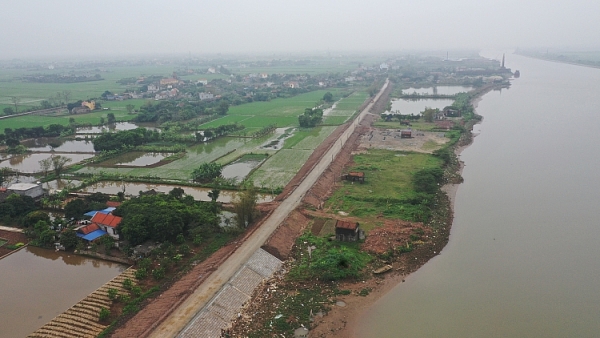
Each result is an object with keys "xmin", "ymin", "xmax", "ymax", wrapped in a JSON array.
[
  {"xmin": 76, "ymin": 135, "xmax": 272, "ymax": 180},
  {"xmin": 322, "ymin": 91, "xmax": 368, "ymax": 125},
  {"xmin": 1, "ymin": 110, "xmax": 137, "ymax": 130},
  {"xmin": 250, "ymin": 149, "xmax": 313, "ymax": 188}
]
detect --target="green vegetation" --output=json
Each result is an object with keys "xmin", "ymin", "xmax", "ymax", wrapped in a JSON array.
[
  {"xmin": 326, "ymin": 149, "xmax": 443, "ymax": 222},
  {"xmin": 290, "ymin": 233, "xmax": 371, "ymax": 281},
  {"xmin": 191, "ymin": 162, "xmax": 223, "ymax": 183},
  {"xmin": 298, "ymin": 108, "xmax": 323, "ymax": 128}
]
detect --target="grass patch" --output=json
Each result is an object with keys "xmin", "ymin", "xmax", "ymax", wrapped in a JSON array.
[{"xmin": 326, "ymin": 149, "xmax": 443, "ymax": 221}]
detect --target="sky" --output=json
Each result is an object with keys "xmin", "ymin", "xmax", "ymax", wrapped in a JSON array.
[{"xmin": 2, "ymin": 0, "xmax": 599, "ymax": 59}]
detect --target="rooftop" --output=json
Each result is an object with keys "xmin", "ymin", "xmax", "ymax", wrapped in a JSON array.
[
  {"xmin": 335, "ymin": 220, "xmax": 359, "ymax": 230},
  {"xmin": 91, "ymin": 212, "xmax": 122, "ymax": 228},
  {"xmin": 8, "ymin": 183, "xmax": 40, "ymax": 191}
]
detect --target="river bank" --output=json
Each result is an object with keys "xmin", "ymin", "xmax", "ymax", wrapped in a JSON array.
[{"xmin": 515, "ymin": 51, "xmax": 600, "ymax": 70}]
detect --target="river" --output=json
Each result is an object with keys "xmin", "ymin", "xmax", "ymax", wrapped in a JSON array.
[{"xmin": 358, "ymin": 53, "xmax": 600, "ymax": 337}]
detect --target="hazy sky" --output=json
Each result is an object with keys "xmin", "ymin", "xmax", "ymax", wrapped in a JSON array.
[{"xmin": 2, "ymin": 0, "xmax": 599, "ymax": 59}]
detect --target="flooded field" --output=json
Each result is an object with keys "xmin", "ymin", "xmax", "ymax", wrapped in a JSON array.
[
  {"xmin": 0, "ymin": 153, "xmax": 94, "ymax": 173},
  {"xmin": 42, "ymin": 178, "xmax": 82, "ymax": 192},
  {"xmin": 400, "ymin": 86, "xmax": 473, "ymax": 96},
  {"xmin": 75, "ymin": 122, "xmax": 158, "ymax": 134},
  {"xmin": 80, "ymin": 181, "xmax": 275, "ymax": 203},
  {"xmin": 21, "ymin": 137, "xmax": 95, "ymax": 153},
  {"xmin": 390, "ymin": 98, "xmax": 454, "ymax": 115},
  {"xmin": 221, "ymin": 154, "xmax": 267, "ymax": 182},
  {"xmin": 96, "ymin": 151, "xmax": 173, "ymax": 167},
  {"xmin": 0, "ymin": 246, "xmax": 126, "ymax": 338}
]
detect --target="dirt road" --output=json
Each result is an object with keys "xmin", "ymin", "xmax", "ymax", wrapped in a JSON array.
[{"xmin": 149, "ymin": 79, "xmax": 390, "ymax": 338}]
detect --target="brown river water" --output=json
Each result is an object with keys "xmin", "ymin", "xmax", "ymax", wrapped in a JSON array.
[
  {"xmin": 0, "ymin": 247, "xmax": 126, "ymax": 338},
  {"xmin": 358, "ymin": 53, "xmax": 600, "ymax": 337}
]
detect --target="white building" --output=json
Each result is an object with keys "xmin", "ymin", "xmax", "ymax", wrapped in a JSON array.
[
  {"xmin": 7, "ymin": 183, "xmax": 44, "ymax": 199},
  {"xmin": 199, "ymin": 92, "xmax": 214, "ymax": 101}
]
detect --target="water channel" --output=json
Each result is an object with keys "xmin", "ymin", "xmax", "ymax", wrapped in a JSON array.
[
  {"xmin": 358, "ymin": 54, "xmax": 600, "ymax": 337},
  {"xmin": 0, "ymin": 247, "xmax": 126, "ymax": 338}
]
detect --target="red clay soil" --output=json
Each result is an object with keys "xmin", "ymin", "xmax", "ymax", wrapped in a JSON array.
[
  {"xmin": 0, "ymin": 230, "xmax": 28, "ymax": 258},
  {"xmin": 261, "ymin": 210, "xmax": 310, "ymax": 260},
  {"xmin": 110, "ymin": 204, "xmax": 277, "ymax": 338}
]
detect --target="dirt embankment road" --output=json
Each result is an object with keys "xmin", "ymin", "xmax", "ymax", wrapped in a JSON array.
[{"xmin": 149, "ymin": 80, "xmax": 390, "ymax": 338}]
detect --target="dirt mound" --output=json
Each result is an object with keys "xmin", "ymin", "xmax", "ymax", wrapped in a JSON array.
[
  {"xmin": 361, "ymin": 220, "xmax": 430, "ymax": 255},
  {"xmin": 261, "ymin": 210, "xmax": 309, "ymax": 260}
]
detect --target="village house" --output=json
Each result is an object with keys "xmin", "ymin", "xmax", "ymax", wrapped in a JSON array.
[
  {"xmin": 207, "ymin": 67, "xmax": 216, "ymax": 74},
  {"xmin": 71, "ymin": 106, "xmax": 91, "ymax": 114},
  {"xmin": 260, "ymin": 73, "xmax": 268, "ymax": 79},
  {"xmin": 196, "ymin": 79, "xmax": 208, "ymax": 85},
  {"xmin": 147, "ymin": 83, "xmax": 160, "ymax": 93},
  {"xmin": 90, "ymin": 212, "xmax": 122, "ymax": 240},
  {"xmin": 287, "ymin": 81, "xmax": 300, "ymax": 88},
  {"xmin": 342, "ymin": 172, "xmax": 365, "ymax": 183},
  {"xmin": 400, "ymin": 129, "xmax": 412, "ymax": 138},
  {"xmin": 7, "ymin": 183, "xmax": 44, "ymax": 200},
  {"xmin": 335, "ymin": 220, "xmax": 362, "ymax": 242},
  {"xmin": 160, "ymin": 78, "xmax": 179, "ymax": 87},
  {"xmin": 199, "ymin": 92, "xmax": 214, "ymax": 101}
]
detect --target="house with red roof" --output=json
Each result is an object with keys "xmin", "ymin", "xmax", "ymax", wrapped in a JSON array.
[
  {"xmin": 335, "ymin": 220, "xmax": 361, "ymax": 242},
  {"xmin": 91, "ymin": 212, "xmax": 122, "ymax": 240}
]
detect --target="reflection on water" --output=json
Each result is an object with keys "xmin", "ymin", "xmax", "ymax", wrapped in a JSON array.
[
  {"xmin": 221, "ymin": 159, "xmax": 265, "ymax": 182},
  {"xmin": 101, "ymin": 152, "xmax": 173, "ymax": 167},
  {"xmin": 390, "ymin": 98, "xmax": 454, "ymax": 115},
  {"xmin": 81, "ymin": 181, "xmax": 274, "ymax": 203},
  {"xmin": 43, "ymin": 179, "xmax": 82, "ymax": 191},
  {"xmin": 401, "ymin": 86, "xmax": 473, "ymax": 96},
  {"xmin": 0, "ymin": 246, "xmax": 126, "ymax": 338},
  {"xmin": 21, "ymin": 137, "xmax": 95, "ymax": 153},
  {"xmin": 0, "ymin": 153, "xmax": 94, "ymax": 173},
  {"xmin": 75, "ymin": 122, "xmax": 158, "ymax": 134}
]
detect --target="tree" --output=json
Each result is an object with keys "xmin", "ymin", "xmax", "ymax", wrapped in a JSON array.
[
  {"xmin": 323, "ymin": 92, "xmax": 333, "ymax": 103},
  {"xmin": 298, "ymin": 108, "xmax": 323, "ymax": 128},
  {"xmin": 216, "ymin": 101, "xmax": 229, "ymax": 115},
  {"xmin": 62, "ymin": 90, "xmax": 72, "ymax": 105},
  {"xmin": 50, "ymin": 155, "xmax": 72, "ymax": 177},
  {"xmin": 422, "ymin": 107, "xmax": 438, "ymax": 123},
  {"xmin": 3, "ymin": 107, "xmax": 14, "ymax": 116},
  {"xmin": 208, "ymin": 189, "xmax": 220, "ymax": 202},
  {"xmin": 100, "ymin": 117, "xmax": 105, "ymax": 125},
  {"xmin": 191, "ymin": 163, "xmax": 222, "ymax": 183},
  {"xmin": 11, "ymin": 96, "xmax": 20, "ymax": 114},
  {"xmin": 232, "ymin": 183, "xmax": 258, "ymax": 228},
  {"xmin": 169, "ymin": 187, "xmax": 185, "ymax": 199},
  {"xmin": 38, "ymin": 158, "xmax": 52, "ymax": 177},
  {"xmin": 126, "ymin": 104, "xmax": 135, "ymax": 114},
  {"xmin": 60, "ymin": 229, "xmax": 79, "ymax": 250},
  {"xmin": 64, "ymin": 199, "xmax": 88, "ymax": 219},
  {"xmin": 5, "ymin": 138, "xmax": 19, "ymax": 148},
  {"xmin": 107, "ymin": 113, "xmax": 116, "ymax": 124}
]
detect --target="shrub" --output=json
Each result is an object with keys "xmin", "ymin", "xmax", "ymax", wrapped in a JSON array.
[
  {"xmin": 152, "ymin": 267, "xmax": 165, "ymax": 280},
  {"xmin": 107, "ymin": 288, "xmax": 118, "ymax": 301},
  {"xmin": 193, "ymin": 235, "xmax": 202, "ymax": 247},
  {"xmin": 131, "ymin": 286, "xmax": 142, "ymax": 297},
  {"xmin": 98, "ymin": 307, "xmax": 110, "ymax": 322},
  {"xmin": 179, "ymin": 244, "xmax": 191, "ymax": 256},
  {"xmin": 135, "ymin": 268, "xmax": 148, "ymax": 280},
  {"xmin": 122, "ymin": 278, "xmax": 133, "ymax": 290}
]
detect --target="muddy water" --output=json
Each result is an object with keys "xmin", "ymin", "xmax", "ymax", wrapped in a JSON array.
[
  {"xmin": 75, "ymin": 122, "xmax": 158, "ymax": 134},
  {"xmin": 389, "ymin": 98, "xmax": 454, "ymax": 115},
  {"xmin": 21, "ymin": 137, "xmax": 95, "ymax": 153},
  {"xmin": 99, "ymin": 151, "xmax": 172, "ymax": 167},
  {"xmin": 81, "ymin": 181, "xmax": 275, "ymax": 203},
  {"xmin": 401, "ymin": 85, "xmax": 473, "ymax": 95},
  {"xmin": 359, "ymin": 54, "xmax": 600, "ymax": 337},
  {"xmin": 221, "ymin": 159, "xmax": 265, "ymax": 182},
  {"xmin": 0, "ymin": 246, "xmax": 126, "ymax": 338},
  {"xmin": 0, "ymin": 153, "xmax": 94, "ymax": 173}
]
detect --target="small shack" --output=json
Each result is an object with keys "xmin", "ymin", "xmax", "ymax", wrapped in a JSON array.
[
  {"xmin": 335, "ymin": 220, "xmax": 361, "ymax": 242},
  {"xmin": 443, "ymin": 107, "xmax": 461, "ymax": 117},
  {"xmin": 400, "ymin": 129, "xmax": 412, "ymax": 138},
  {"xmin": 342, "ymin": 172, "xmax": 365, "ymax": 183}
]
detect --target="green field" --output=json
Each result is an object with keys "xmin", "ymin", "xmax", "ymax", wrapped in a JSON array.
[
  {"xmin": 0, "ymin": 110, "xmax": 137, "ymax": 130},
  {"xmin": 325, "ymin": 149, "xmax": 442, "ymax": 218},
  {"xmin": 322, "ymin": 91, "xmax": 368, "ymax": 125}
]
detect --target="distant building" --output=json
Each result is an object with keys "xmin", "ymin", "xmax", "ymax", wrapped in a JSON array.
[
  {"xmin": 400, "ymin": 129, "xmax": 412, "ymax": 138},
  {"xmin": 147, "ymin": 84, "xmax": 160, "ymax": 93},
  {"xmin": 207, "ymin": 67, "xmax": 216, "ymax": 74},
  {"xmin": 196, "ymin": 79, "xmax": 208, "ymax": 85},
  {"xmin": 160, "ymin": 78, "xmax": 179, "ymax": 86},
  {"xmin": 7, "ymin": 183, "xmax": 44, "ymax": 200},
  {"xmin": 82, "ymin": 101, "xmax": 95, "ymax": 110},
  {"xmin": 71, "ymin": 106, "xmax": 91, "ymax": 114},
  {"xmin": 199, "ymin": 92, "xmax": 214, "ymax": 101},
  {"xmin": 260, "ymin": 73, "xmax": 269, "ymax": 79},
  {"xmin": 380, "ymin": 63, "xmax": 389, "ymax": 71}
]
